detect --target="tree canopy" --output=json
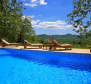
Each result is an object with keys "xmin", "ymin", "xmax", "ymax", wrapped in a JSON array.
[
  {"xmin": 67, "ymin": 0, "xmax": 91, "ymax": 41},
  {"xmin": 0, "ymin": 0, "xmax": 36, "ymax": 43}
]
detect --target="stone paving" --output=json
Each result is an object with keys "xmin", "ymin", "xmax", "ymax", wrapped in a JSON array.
[{"xmin": 0, "ymin": 45, "xmax": 90, "ymax": 54}]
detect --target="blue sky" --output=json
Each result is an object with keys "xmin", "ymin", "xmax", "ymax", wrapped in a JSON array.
[{"xmin": 21, "ymin": 0, "xmax": 77, "ymax": 35}]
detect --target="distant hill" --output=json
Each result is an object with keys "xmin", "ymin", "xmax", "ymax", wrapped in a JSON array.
[{"xmin": 37, "ymin": 34, "xmax": 80, "ymax": 41}]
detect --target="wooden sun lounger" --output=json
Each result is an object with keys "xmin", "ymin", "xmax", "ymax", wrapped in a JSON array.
[
  {"xmin": 49, "ymin": 38, "xmax": 74, "ymax": 51},
  {"xmin": 0, "ymin": 38, "xmax": 19, "ymax": 47},
  {"xmin": 22, "ymin": 40, "xmax": 43, "ymax": 49}
]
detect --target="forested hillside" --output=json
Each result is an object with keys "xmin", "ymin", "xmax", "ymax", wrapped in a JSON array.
[{"xmin": 37, "ymin": 34, "xmax": 80, "ymax": 41}]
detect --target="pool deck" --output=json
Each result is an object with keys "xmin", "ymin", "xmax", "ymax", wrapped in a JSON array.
[{"xmin": 0, "ymin": 45, "xmax": 91, "ymax": 54}]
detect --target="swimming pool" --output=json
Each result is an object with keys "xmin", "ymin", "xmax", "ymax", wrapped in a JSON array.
[{"xmin": 0, "ymin": 48, "xmax": 91, "ymax": 84}]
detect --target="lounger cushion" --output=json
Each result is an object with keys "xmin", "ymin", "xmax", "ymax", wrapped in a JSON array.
[
  {"xmin": 2, "ymin": 39, "xmax": 9, "ymax": 44},
  {"xmin": 24, "ymin": 40, "xmax": 31, "ymax": 45}
]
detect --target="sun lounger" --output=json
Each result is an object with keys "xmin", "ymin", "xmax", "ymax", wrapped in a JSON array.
[
  {"xmin": 0, "ymin": 38, "xmax": 19, "ymax": 47},
  {"xmin": 49, "ymin": 38, "xmax": 74, "ymax": 51},
  {"xmin": 22, "ymin": 39, "xmax": 43, "ymax": 49}
]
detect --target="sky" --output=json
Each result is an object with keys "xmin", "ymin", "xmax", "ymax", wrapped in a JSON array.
[{"xmin": 21, "ymin": 0, "xmax": 77, "ymax": 35}]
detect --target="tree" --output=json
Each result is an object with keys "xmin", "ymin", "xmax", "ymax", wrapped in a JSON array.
[
  {"xmin": 0, "ymin": 0, "xmax": 23, "ymax": 42},
  {"xmin": 17, "ymin": 16, "xmax": 36, "ymax": 43},
  {"xmin": 0, "ymin": 0, "xmax": 37, "ymax": 43},
  {"xmin": 67, "ymin": 0, "xmax": 91, "ymax": 41}
]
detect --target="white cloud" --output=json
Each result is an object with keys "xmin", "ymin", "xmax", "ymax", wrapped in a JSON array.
[
  {"xmin": 29, "ymin": 15, "xmax": 35, "ymax": 18},
  {"xmin": 65, "ymin": 25, "xmax": 73, "ymax": 29},
  {"xmin": 22, "ymin": 16, "xmax": 73, "ymax": 30},
  {"xmin": 31, "ymin": 20, "xmax": 73, "ymax": 30},
  {"xmin": 23, "ymin": 0, "xmax": 47, "ymax": 7},
  {"xmin": 40, "ymin": 0, "xmax": 47, "ymax": 5},
  {"xmin": 23, "ymin": 3, "xmax": 37, "ymax": 7},
  {"xmin": 39, "ymin": 21, "xmax": 66, "ymax": 25},
  {"xmin": 31, "ymin": 20, "xmax": 40, "ymax": 25},
  {"xmin": 56, "ymin": 21, "xmax": 66, "ymax": 24},
  {"xmin": 31, "ymin": 0, "xmax": 37, "ymax": 2}
]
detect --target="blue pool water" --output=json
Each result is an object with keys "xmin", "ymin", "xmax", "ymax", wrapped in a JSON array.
[{"xmin": 0, "ymin": 48, "xmax": 91, "ymax": 84}]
